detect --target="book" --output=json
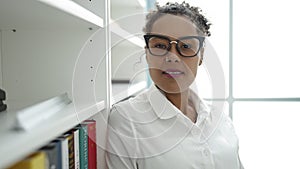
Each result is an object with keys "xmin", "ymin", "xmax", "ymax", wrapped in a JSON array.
[
  {"xmin": 65, "ymin": 131, "xmax": 75, "ymax": 169},
  {"xmin": 71, "ymin": 128, "xmax": 80, "ymax": 169},
  {"xmin": 57, "ymin": 133, "xmax": 70, "ymax": 169},
  {"xmin": 40, "ymin": 141, "xmax": 59, "ymax": 169},
  {"xmin": 60, "ymin": 131, "xmax": 75, "ymax": 169},
  {"xmin": 8, "ymin": 151, "xmax": 47, "ymax": 169},
  {"xmin": 51, "ymin": 140, "xmax": 63, "ymax": 169},
  {"xmin": 82, "ymin": 120, "xmax": 97, "ymax": 169},
  {"xmin": 76, "ymin": 124, "xmax": 88, "ymax": 169}
]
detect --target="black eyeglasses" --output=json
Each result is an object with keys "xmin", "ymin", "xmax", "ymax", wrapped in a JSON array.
[{"xmin": 144, "ymin": 34, "xmax": 205, "ymax": 57}]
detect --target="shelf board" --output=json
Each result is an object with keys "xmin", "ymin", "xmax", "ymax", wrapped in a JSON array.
[
  {"xmin": 112, "ymin": 0, "xmax": 145, "ymax": 8},
  {"xmin": 111, "ymin": 21, "xmax": 144, "ymax": 48},
  {"xmin": 0, "ymin": 0, "xmax": 103, "ymax": 30},
  {"xmin": 112, "ymin": 80, "xmax": 148, "ymax": 104},
  {"xmin": 0, "ymin": 101, "xmax": 104, "ymax": 168}
]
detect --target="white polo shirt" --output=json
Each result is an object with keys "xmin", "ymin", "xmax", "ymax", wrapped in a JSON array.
[{"xmin": 106, "ymin": 84, "xmax": 243, "ymax": 169}]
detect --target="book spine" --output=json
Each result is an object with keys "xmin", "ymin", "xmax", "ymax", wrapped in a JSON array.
[
  {"xmin": 58, "ymin": 134, "xmax": 69, "ymax": 169},
  {"xmin": 77, "ymin": 125, "xmax": 88, "ymax": 169},
  {"xmin": 66, "ymin": 132, "xmax": 75, "ymax": 169},
  {"xmin": 73, "ymin": 128, "xmax": 80, "ymax": 169},
  {"xmin": 62, "ymin": 137, "xmax": 69, "ymax": 169},
  {"xmin": 86, "ymin": 120, "xmax": 97, "ymax": 169},
  {"xmin": 52, "ymin": 140, "xmax": 62, "ymax": 169}
]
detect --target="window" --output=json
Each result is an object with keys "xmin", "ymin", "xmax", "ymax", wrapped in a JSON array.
[
  {"xmin": 232, "ymin": 0, "xmax": 300, "ymax": 168},
  {"xmin": 233, "ymin": 0, "xmax": 300, "ymax": 98},
  {"xmin": 234, "ymin": 102, "xmax": 300, "ymax": 169}
]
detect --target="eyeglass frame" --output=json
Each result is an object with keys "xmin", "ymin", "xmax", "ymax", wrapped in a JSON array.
[{"xmin": 143, "ymin": 34, "xmax": 205, "ymax": 57}]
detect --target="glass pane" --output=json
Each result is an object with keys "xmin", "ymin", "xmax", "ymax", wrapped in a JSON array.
[
  {"xmin": 233, "ymin": 0, "xmax": 300, "ymax": 97},
  {"xmin": 233, "ymin": 102, "xmax": 300, "ymax": 169},
  {"xmin": 157, "ymin": 0, "xmax": 229, "ymax": 99}
]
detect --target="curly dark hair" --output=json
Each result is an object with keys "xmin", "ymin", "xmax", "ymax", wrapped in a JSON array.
[{"xmin": 143, "ymin": 1, "xmax": 211, "ymax": 36}]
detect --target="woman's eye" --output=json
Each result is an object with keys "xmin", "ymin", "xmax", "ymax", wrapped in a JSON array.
[
  {"xmin": 154, "ymin": 43, "xmax": 167, "ymax": 49},
  {"xmin": 182, "ymin": 44, "xmax": 192, "ymax": 49}
]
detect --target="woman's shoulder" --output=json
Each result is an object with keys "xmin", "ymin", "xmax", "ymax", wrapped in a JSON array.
[
  {"xmin": 112, "ymin": 91, "xmax": 150, "ymax": 112},
  {"xmin": 109, "ymin": 91, "xmax": 153, "ymax": 126}
]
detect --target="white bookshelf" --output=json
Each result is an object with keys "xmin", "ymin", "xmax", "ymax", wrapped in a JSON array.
[
  {"xmin": 0, "ymin": 0, "xmax": 147, "ymax": 168},
  {"xmin": 0, "ymin": 100, "xmax": 105, "ymax": 168},
  {"xmin": 0, "ymin": 81, "xmax": 147, "ymax": 168}
]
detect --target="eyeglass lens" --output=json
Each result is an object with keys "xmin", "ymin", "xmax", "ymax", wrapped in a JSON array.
[{"xmin": 148, "ymin": 36, "xmax": 201, "ymax": 57}]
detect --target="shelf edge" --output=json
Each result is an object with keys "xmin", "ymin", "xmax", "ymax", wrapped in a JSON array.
[
  {"xmin": 110, "ymin": 20, "xmax": 144, "ymax": 48},
  {"xmin": 38, "ymin": 0, "xmax": 104, "ymax": 28}
]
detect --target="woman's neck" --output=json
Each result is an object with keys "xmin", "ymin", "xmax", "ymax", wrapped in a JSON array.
[{"xmin": 165, "ymin": 89, "xmax": 190, "ymax": 115}]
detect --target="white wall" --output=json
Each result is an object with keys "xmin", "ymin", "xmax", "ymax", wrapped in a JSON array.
[{"xmin": 1, "ymin": 29, "xmax": 96, "ymax": 111}]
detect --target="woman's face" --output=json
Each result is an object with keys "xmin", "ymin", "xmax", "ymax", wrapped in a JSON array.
[{"xmin": 146, "ymin": 14, "xmax": 204, "ymax": 93}]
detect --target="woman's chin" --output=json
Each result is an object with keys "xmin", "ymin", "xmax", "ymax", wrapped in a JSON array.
[{"xmin": 156, "ymin": 83, "xmax": 190, "ymax": 94}]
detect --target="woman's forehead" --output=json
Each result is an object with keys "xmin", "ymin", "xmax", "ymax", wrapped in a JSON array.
[{"xmin": 150, "ymin": 14, "xmax": 202, "ymax": 38}]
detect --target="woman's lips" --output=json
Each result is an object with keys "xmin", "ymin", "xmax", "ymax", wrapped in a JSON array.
[{"xmin": 162, "ymin": 69, "xmax": 184, "ymax": 78}]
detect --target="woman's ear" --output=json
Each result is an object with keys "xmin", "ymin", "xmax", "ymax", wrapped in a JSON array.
[{"xmin": 145, "ymin": 47, "xmax": 150, "ymax": 64}]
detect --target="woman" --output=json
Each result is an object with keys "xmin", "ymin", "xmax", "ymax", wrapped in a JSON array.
[{"xmin": 106, "ymin": 2, "xmax": 243, "ymax": 169}]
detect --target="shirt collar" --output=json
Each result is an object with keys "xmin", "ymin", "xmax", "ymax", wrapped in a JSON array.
[{"xmin": 146, "ymin": 84, "xmax": 211, "ymax": 120}]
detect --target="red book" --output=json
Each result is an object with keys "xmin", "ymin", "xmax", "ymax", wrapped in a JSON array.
[{"xmin": 82, "ymin": 120, "xmax": 97, "ymax": 169}]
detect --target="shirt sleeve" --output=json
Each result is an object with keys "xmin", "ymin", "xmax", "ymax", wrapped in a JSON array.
[
  {"xmin": 222, "ymin": 114, "xmax": 245, "ymax": 169},
  {"xmin": 226, "ymin": 116, "xmax": 244, "ymax": 169},
  {"xmin": 238, "ymin": 145, "xmax": 244, "ymax": 169},
  {"xmin": 239, "ymin": 159, "xmax": 244, "ymax": 169},
  {"xmin": 105, "ymin": 106, "xmax": 139, "ymax": 169}
]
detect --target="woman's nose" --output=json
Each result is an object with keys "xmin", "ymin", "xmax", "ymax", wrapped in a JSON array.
[
  {"xmin": 165, "ymin": 54, "xmax": 180, "ymax": 63},
  {"xmin": 166, "ymin": 42, "xmax": 181, "ymax": 62}
]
